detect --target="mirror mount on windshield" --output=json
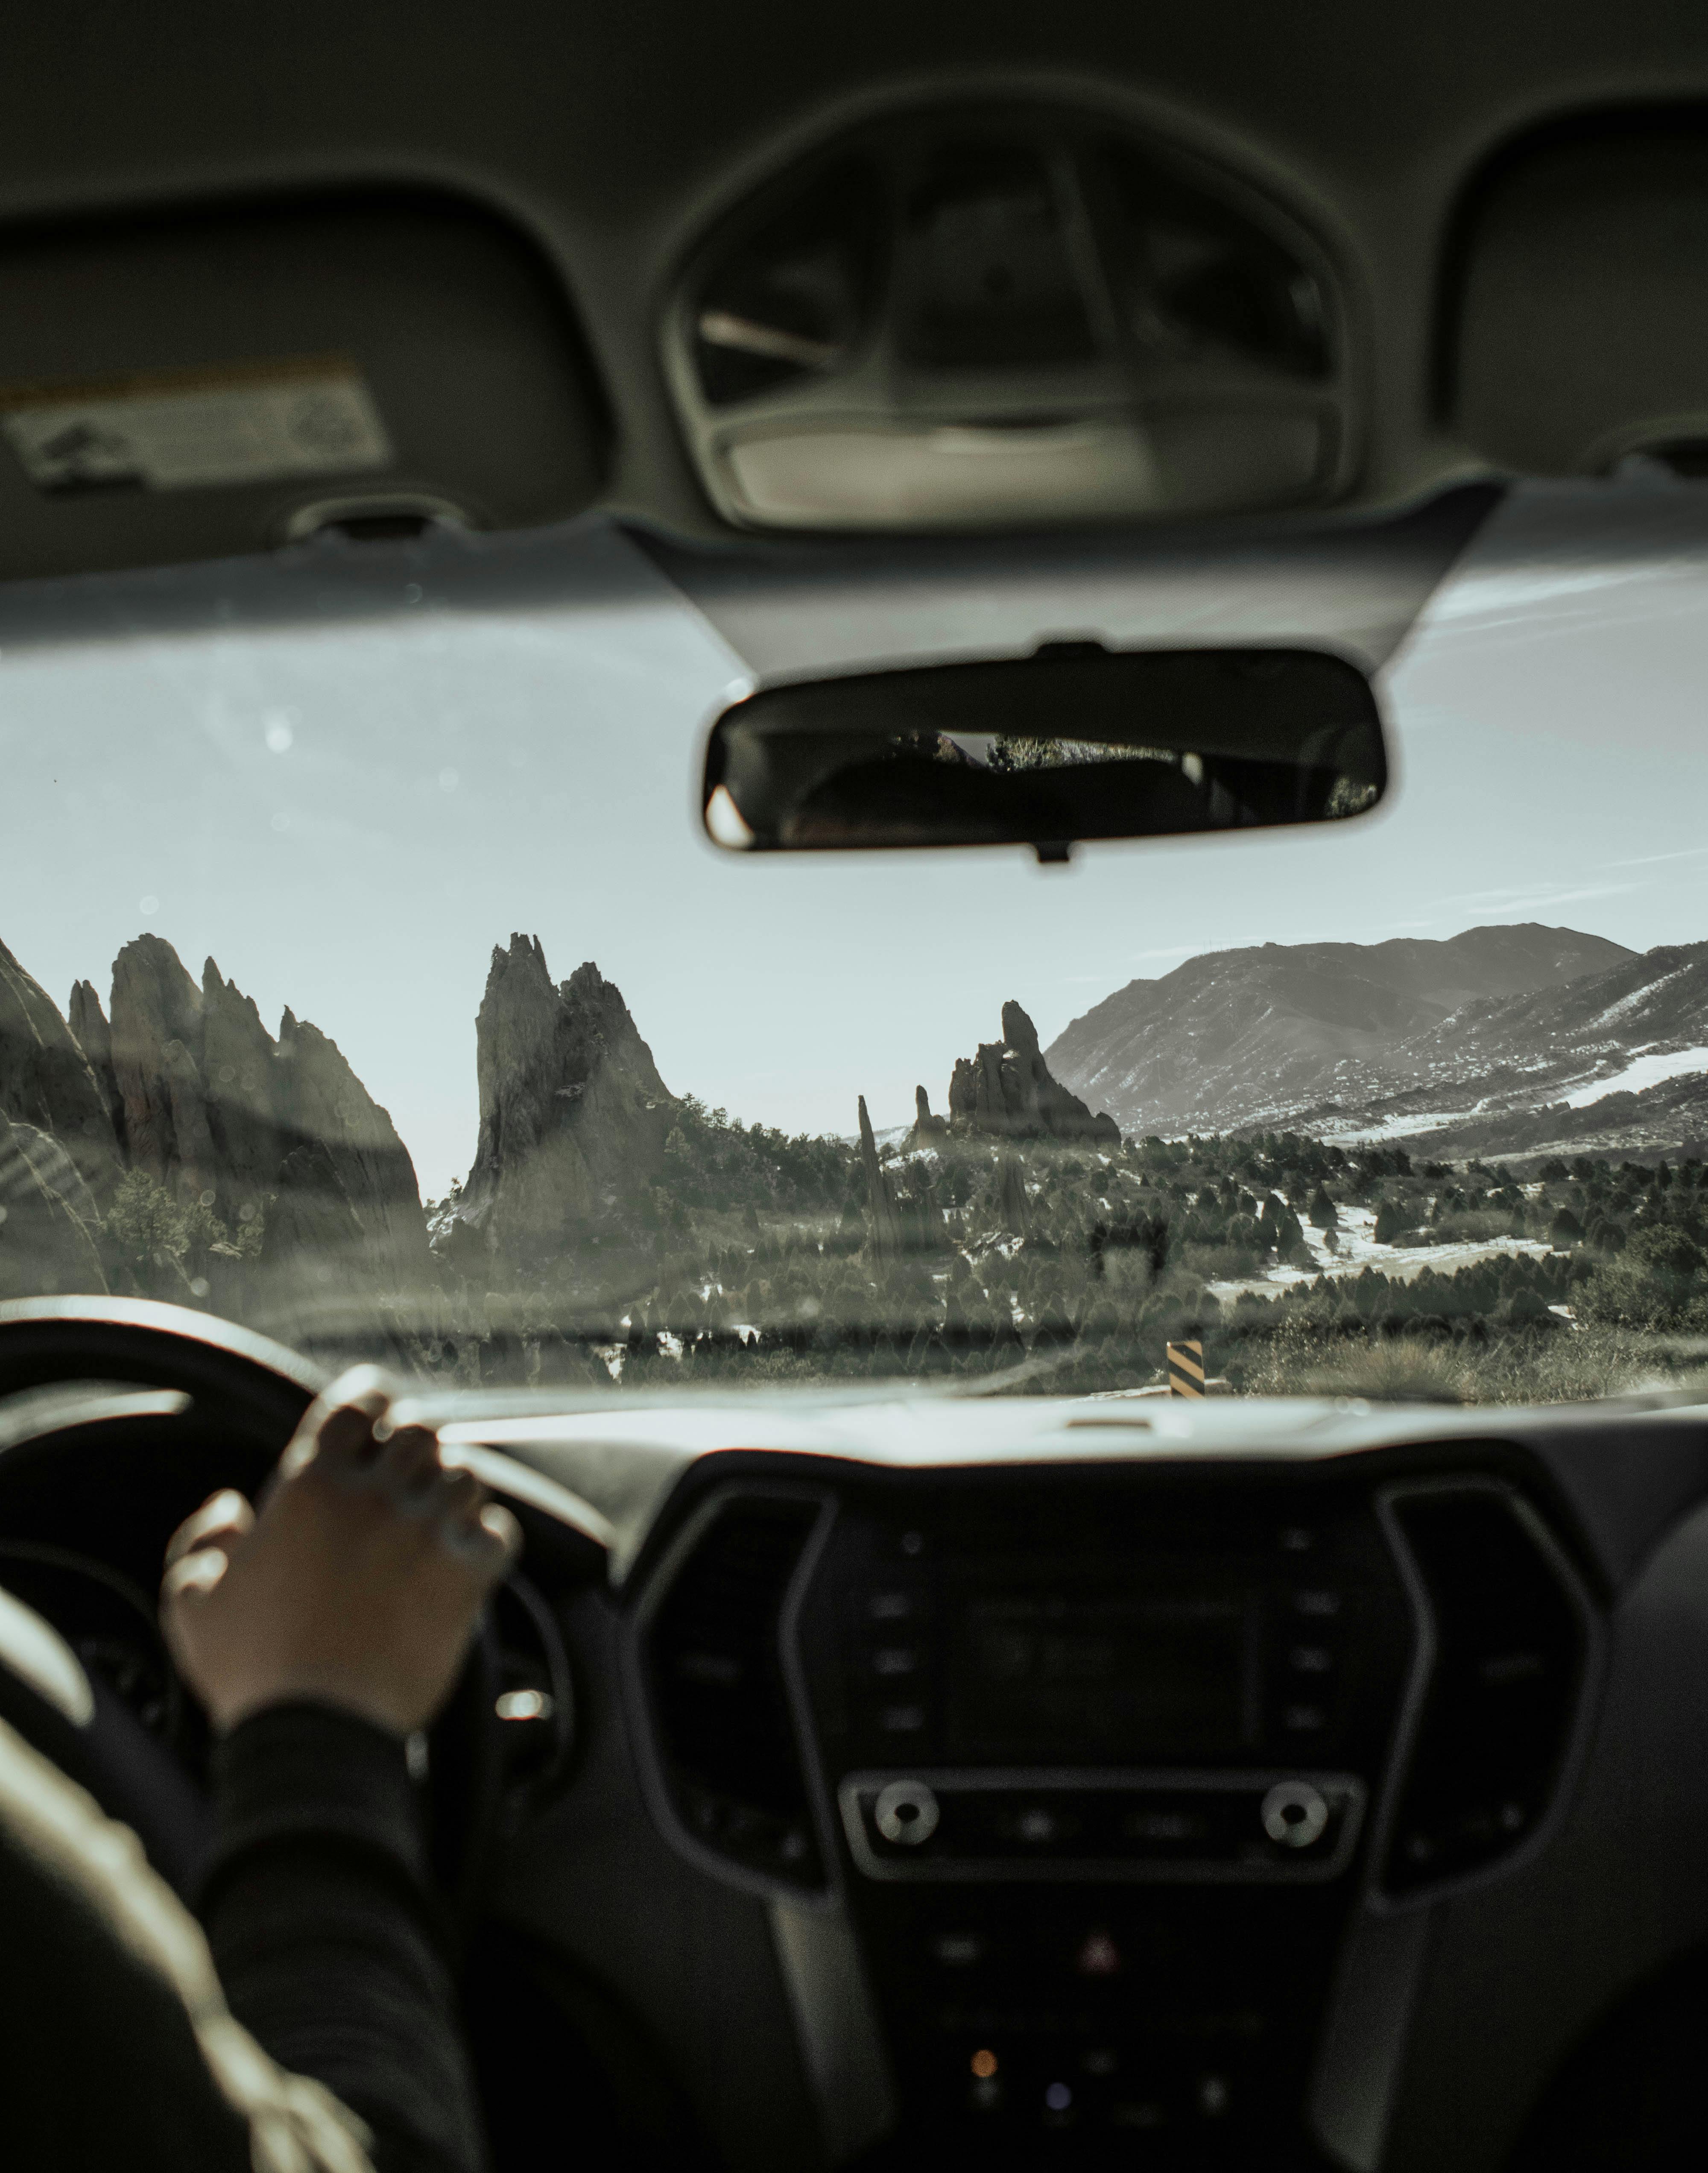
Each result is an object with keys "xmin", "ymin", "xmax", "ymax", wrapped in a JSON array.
[{"xmin": 702, "ymin": 640, "xmax": 1387, "ymax": 862}]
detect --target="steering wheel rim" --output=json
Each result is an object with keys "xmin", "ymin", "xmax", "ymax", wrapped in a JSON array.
[
  {"xmin": 0, "ymin": 1295, "xmax": 327, "ymax": 1438},
  {"xmin": 0, "ymin": 1295, "xmax": 506, "ymax": 1920}
]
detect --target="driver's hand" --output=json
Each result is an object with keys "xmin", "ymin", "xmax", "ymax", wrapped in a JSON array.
[{"xmin": 160, "ymin": 1368, "xmax": 522, "ymax": 1737}]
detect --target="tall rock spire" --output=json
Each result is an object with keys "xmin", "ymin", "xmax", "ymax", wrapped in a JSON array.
[
  {"xmin": 947, "ymin": 998, "xmax": 1121, "ymax": 1146},
  {"xmin": 444, "ymin": 935, "xmax": 675, "ymax": 1266},
  {"xmin": 0, "ymin": 937, "xmax": 120, "ymax": 1195},
  {"xmin": 857, "ymin": 1094, "xmax": 907, "ymax": 1263}
]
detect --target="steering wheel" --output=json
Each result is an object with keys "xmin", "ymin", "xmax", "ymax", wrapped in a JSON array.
[{"xmin": 0, "ymin": 1295, "xmax": 508, "ymax": 1922}]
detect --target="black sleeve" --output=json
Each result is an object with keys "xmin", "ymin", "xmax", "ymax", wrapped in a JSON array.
[{"xmin": 199, "ymin": 1702, "xmax": 485, "ymax": 2173}]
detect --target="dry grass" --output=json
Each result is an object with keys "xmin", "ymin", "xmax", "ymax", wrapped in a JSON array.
[{"xmin": 1229, "ymin": 1319, "xmax": 1685, "ymax": 1406}]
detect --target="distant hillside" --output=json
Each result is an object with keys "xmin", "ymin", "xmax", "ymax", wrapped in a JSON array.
[{"xmin": 1046, "ymin": 924, "xmax": 1638, "ymax": 1139}]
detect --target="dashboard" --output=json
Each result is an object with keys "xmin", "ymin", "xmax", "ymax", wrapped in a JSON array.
[
  {"xmin": 5, "ymin": 1361, "xmax": 1708, "ymax": 2173},
  {"xmin": 614, "ymin": 1452, "xmax": 1591, "ymax": 2167}
]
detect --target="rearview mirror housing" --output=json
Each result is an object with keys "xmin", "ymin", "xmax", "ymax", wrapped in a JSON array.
[{"xmin": 702, "ymin": 643, "xmax": 1387, "ymax": 861}]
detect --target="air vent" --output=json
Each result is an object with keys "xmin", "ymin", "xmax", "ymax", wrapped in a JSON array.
[
  {"xmin": 643, "ymin": 1493, "xmax": 826, "ymax": 1889},
  {"xmin": 1382, "ymin": 1488, "xmax": 1589, "ymax": 1895}
]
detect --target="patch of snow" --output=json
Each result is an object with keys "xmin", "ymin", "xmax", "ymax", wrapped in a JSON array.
[
  {"xmin": 1562, "ymin": 1046, "xmax": 1708, "ymax": 1107},
  {"xmin": 1207, "ymin": 1201, "xmax": 1551, "ymax": 1305},
  {"xmin": 1582, "ymin": 966, "xmax": 1688, "ymax": 1031}
]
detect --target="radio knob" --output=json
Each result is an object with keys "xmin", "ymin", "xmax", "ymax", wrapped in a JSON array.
[
  {"xmin": 1261, "ymin": 1780, "xmax": 1330, "ymax": 1850},
  {"xmin": 874, "ymin": 1778, "xmax": 940, "ymax": 1846}
]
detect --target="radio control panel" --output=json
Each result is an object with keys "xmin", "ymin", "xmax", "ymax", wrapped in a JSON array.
[
  {"xmin": 797, "ymin": 1478, "xmax": 1417, "ymax": 1817},
  {"xmin": 839, "ymin": 1767, "xmax": 1366, "ymax": 1881}
]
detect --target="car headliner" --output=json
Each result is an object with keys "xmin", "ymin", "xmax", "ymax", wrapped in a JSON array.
[{"xmin": 2, "ymin": 2, "xmax": 1707, "ymax": 553}]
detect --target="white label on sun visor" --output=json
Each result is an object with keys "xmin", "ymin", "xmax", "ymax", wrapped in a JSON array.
[{"xmin": 0, "ymin": 354, "xmax": 394, "ymax": 493}]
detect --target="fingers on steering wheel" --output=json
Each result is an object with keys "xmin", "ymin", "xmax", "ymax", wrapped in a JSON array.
[
  {"xmin": 455, "ymin": 1498, "xmax": 523, "ymax": 1577},
  {"xmin": 374, "ymin": 1422, "xmax": 440, "ymax": 1509},
  {"xmin": 161, "ymin": 1489, "xmax": 256, "ymax": 1607},
  {"xmin": 295, "ymin": 1377, "xmax": 391, "ymax": 1473},
  {"xmin": 432, "ymin": 1464, "xmax": 521, "ymax": 1574},
  {"xmin": 164, "ymin": 1488, "xmax": 255, "ymax": 1571}
]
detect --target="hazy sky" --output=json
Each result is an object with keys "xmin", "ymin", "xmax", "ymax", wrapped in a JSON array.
[{"xmin": 4, "ymin": 480, "xmax": 1708, "ymax": 1199}]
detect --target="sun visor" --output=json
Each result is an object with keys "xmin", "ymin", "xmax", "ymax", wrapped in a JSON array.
[
  {"xmin": 635, "ymin": 485, "xmax": 1500, "ymax": 682},
  {"xmin": 0, "ymin": 193, "xmax": 610, "ymax": 580},
  {"xmin": 1451, "ymin": 120, "xmax": 1708, "ymax": 475}
]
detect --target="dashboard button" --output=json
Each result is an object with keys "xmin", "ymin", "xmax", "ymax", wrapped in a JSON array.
[
  {"xmin": 875, "ymin": 1778, "xmax": 939, "ymax": 1844},
  {"xmin": 1261, "ymin": 1779, "xmax": 1330, "ymax": 1849},
  {"xmin": 1294, "ymin": 1589, "xmax": 1343, "ymax": 1617},
  {"xmin": 872, "ymin": 1646, "xmax": 918, "ymax": 1676},
  {"xmin": 1197, "ymin": 2073, "xmax": 1232, "ymax": 2118},
  {"xmin": 1076, "ymin": 1930, "xmax": 1122, "ymax": 1977},
  {"xmin": 930, "ymin": 1931, "xmax": 986, "ymax": 1966},
  {"xmin": 878, "ymin": 1702, "xmax": 925, "ymax": 1733}
]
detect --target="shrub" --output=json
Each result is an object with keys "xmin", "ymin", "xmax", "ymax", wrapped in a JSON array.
[{"xmin": 1626, "ymin": 1224, "xmax": 1707, "ymax": 1285}]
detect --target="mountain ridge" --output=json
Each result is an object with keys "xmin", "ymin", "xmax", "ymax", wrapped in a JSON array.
[{"xmin": 1043, "ymin": 923, "xmax": 1701, "ymax": 1149}]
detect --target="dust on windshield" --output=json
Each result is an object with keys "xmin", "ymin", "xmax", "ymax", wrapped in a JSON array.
[{"xmin": 3, "ymin": 495, "xmax": 1708, "ymax": 1406}]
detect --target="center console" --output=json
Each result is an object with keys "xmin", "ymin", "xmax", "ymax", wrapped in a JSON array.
[{"xmin": 634, "ymin": 1460, "xmax": 1593, "ymax": 2167}]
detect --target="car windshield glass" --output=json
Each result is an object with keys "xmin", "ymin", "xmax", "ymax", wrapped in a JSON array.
[{"xmin": 3, "ymin": 486, "xmax": 1708, "ymax": 1406}]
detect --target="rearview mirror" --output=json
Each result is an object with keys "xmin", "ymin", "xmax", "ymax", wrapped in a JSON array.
[{"xmin": 702, "ymin": 643, "xmax": 1386, "ymax": 861}]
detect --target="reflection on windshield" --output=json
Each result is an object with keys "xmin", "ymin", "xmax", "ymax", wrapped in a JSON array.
[
  {"xmin": 4, "ymin": 916, "xmax": 1708, "ymax": 1409},
  {"xmin": 3, "ymin": 491, "xmax": 1708, "ymax": 1406}
]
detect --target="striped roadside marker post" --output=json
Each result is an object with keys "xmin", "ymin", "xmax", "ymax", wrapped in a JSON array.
[{"xmin": 1167, "ymin": 1338, "xmax": 1206, "ymax": 1398}]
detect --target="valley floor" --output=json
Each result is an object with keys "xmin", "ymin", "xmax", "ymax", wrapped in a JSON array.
[{"xmin": 1205, "ymin": 1203, "xmax": 1554, "ymax": 1305}]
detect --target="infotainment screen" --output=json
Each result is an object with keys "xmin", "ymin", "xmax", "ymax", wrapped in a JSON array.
[{"xmin": 947, "ymin": 1584, "xmax": 1261, "ymax": 1760}]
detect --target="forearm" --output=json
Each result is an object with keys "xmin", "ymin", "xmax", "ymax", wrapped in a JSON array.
[{"xmin": 199, "ymin": 1704, "xmax": 485, "ymax": 2173}]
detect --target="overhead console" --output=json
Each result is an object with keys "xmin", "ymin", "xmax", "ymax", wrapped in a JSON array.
[
  {"xmin": 629, "ymin": 1456, "xmax": 1595, "ymax": 2163},
  {"xmin": 662, "ymin": 105, "xmax": 1354, "ymax": 533}
]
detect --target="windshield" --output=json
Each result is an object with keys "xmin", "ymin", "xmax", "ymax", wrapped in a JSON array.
[{"xmin": 3, "ymin": 486, "xmax": 1707, "ymax": 1406}]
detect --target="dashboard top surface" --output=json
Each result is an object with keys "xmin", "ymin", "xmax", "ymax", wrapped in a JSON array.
[{"xmin": 444, "ymin": 1389, "xmax": 1708, "ymax": 1596}]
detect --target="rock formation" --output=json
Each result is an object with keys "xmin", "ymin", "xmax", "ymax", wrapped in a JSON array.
[
  {"xmin": 858, "ymin": 1094, "xmax": 906, "ymax": 1262},
  {"xmin": 0, "ymin": 938, "xmax": 121, "ymax": 1196},
  {"xmin": 442, "ymin": 936, "xmax": 676, "ymax": 1267},
  {"xmin": 905, "ymin": 1084, "xmax": 950, "ymax": 1151},
  {"xmin": 948, "ymin": 999, "xmax": 1121, "ymax": 1147},
  {"xmin": 0, "ymin": 1118, "xmax": 108, "ymax": 1297},
  {"xmin": 67, "ymin": 980, "xmax": 125, "ymax": 1154},
  {"xmin": 100, "ymin": 935, "xmax": 431, "ymax": 1291}
]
